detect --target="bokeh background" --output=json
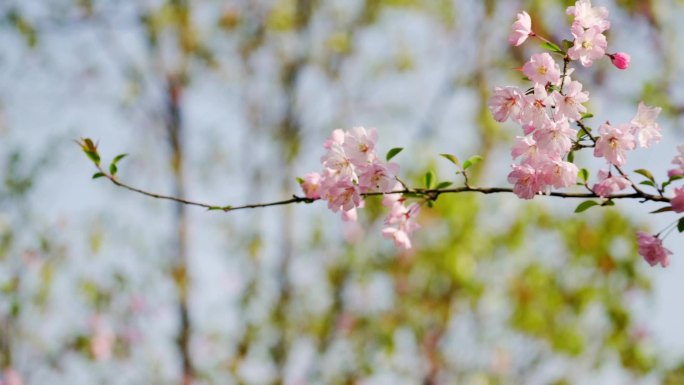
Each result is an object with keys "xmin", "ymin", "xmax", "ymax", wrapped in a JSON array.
[{"xmin": 2, "ymin": 0, "xmax": 684, "ymax": 384}]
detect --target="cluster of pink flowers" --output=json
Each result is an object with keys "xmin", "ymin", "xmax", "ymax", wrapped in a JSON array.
[
  {"xmin": 300, "ymin": 127, "xmax": 419, "ymax": 250},
  {"xmin": 496, "ymin": 0, "xmax": 679, "ymax": 268},
  {"xmin": 493, "ymin": 0, "xmax": 664, "ymax": 202},
  {"xmin": 381, "ymin": 184, "xmax": 421, "ymax": 250},
  {"xmin": 490, "ymin": 57, "xmax": 583, "ymax": 199}
]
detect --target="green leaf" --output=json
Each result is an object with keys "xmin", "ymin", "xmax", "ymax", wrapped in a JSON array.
[
  {"xmin": 295, "ymin": 177, "xmax": 304, "ymax": 184},
  {"xmin": 541, "ymin": 41, "xmax": 563, "ymax": 53},
  {"xmin": 650, "ymin": 206, "xmax": 673, "ymax": 214},
  {"xmin": 92, "ymin": 172, "xmax": 106, "ymax": 179},
  {"xmin": 575, "ymin": 200, "xmax": 599, "ymax": 213},
  {"xmin": 678, "ymin": 218, "xmax": 684, "ymax": 233},
  {"xmin": 639, "ymin": 180, "xmax": 657, "ymax": 188},
  {"xmin": 424, "ymin": 170, "xmax": 434, "ymax": 189},
  {"xmin": 463, "ymin": 155, "xmax": 483, "ymax": 170},
  {"xmin": 439, "ymin": 153, "xmax": 460, "ymax": 166},
  {"xmin": 580, "ymin": 113, "xmax": 594, "ymax": 120},
  {"xmin": 435, "ymin": 181, "xmax": 453, "ymax": 189},
  {"xmin": 662, "ymin": 175, "xmax": 684, "ymax": 190},
  {"xmin": 427, "ymin": 200, "xmax": 434, "ymax": 208},
  {"xmin": 634, "ymin": 169, "xmax": 655, "ymax": 182},
  {"xmin": 112, "ymin": 153, "xmax": 128, "ymax": 164},
  {"xmin": 601, "ymin": 200, "xmax": 615, "ymax": 207},
  {"xmin": 578, "ymin": 168, "xmax": 589, "ymax": 183},
  {"xmin": 109, "ymin": 163, "xmax": 117, "ymax": 176},
  {"xmin": 386, "ymin": 147, "xmax": 403, "ymax": 161},
  {"xmin": 85, "ymin": 151, "xmax": 100, "ymax": 165},
  {"xmin": 562, "ymin": 39, "xmax": 574, "ymax": 50},
  {"xmin": 567, "ymin": 151, "xmax": 575, "ymax": 163}
]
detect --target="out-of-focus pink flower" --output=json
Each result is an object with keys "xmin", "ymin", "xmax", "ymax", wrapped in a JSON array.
[
  {"xmin": 671, "ymin": 187, "xmax": 684, "ymax": 213},
  {"xmin": 609, "ymin": 52, "xmax": 630, "ymax": 70},
  {"xmin": 300, "ymin": 172, "xmax": 322, "ymax": 199},
  {"xmin": 636, "ymin": 232, "xmax": 671, "ymax": 268},
  {"xmin": 341, "ymin": 207, "xmax": 358, "ymax": 222},
  {"xmin": 552, "ymin": 80, "xmax": 589, "ymax": 121},
  {"xmin": 668, "ymin": 144, "xmax": 684, "ymax": 177},
  {"xmin": 1, "ymin": 368, "xmax": 23, "ymax": 385},
  {"xmin": 568, "ymin": 25, "xmax": 607, "ymax": 67},
  {"xmin": 566, "ymin": 0, "xmax": 610, "ymax": 32},
  {"xmin": 489, "ymin": 86, "xmax": 525, "ymax": 123},
  {"xmin": 382, "ymin": 182, "xmax": 404, "ymax": 208},
  {"xmin": 323, "ymin": 129, "xmax": 345, "ymax": 149},
  {"xmin": 90, "ymin": 317, "xmax": 116, "ymax": 361},
  {"xmin": 522, "ymin": 53, "xmax": 561, "ymax": 85},
  {"xmin": 382, "ymin": 203, "xmax": 420, "ymax": 250},
  {"xmin": 630, "ymin": 102, "xmax": 662, "ymax": 148},
  {"xmin": 508, "ymin": 11, "xmax": 532, "ymax": 46},
  {"xmin": 594, "ymin": 123, "xmax": 636, "ymax": 166},
  {"xmin": 508, "ymin": 164, "xmax": 540, "ymax": 199},
  {"xmin": 592, "ymin": 169, "xmax": 630, "ymax": 197}
]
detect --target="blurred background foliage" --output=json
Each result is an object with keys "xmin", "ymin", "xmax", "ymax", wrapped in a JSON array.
[{"xmin": 1, "ymin": 0, "xmax": 684, "ymax": 384}]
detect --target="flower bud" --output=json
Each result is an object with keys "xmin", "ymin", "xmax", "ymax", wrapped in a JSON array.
[{"xmin": 609, "ymin": 52, "xmax": 630, "ymax": 70}]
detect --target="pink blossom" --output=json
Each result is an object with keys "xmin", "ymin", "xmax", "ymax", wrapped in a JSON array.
[
  {"xmin": 568, "ymin": 25, "xmax": 607, "ymax": 67},
  {"xmin": 522, "ymin": 85, "xmax": 552, "ymax": 129},
  {"xmin": 382, "ymin": 203, "xmax": 420, "ymax": 250},
  {"xmin": 343, "ymin": 126, "xmax": 378, "ymax": 166},
  {"xmin": 341, "ymin": 207, "xmax": 358, "ymax": 222},
  {"xmin": 508, "ymin": 164, "xmax": 540, "ymax": 199},
  {"xmin": 671, "ymin": 187, "xmax": 684, "ymax": 213},
  {"xmin": 566, "ymin": 0, "xmax": 610, "ymax": 32},
  {"xmin": 636, "ymin": 232, "xmax": 671, "ymax": 268},
  {"xmin": 522, "ymin": 123, "xmax": 536, "ymax": 135},
  {"xmin": 593, "ymin": 123, "xmax": 636, "ymax": 166},
  {"xmin": 533, "ymin": 119, "xmax": 576, "ymax": 157},
  {"xmin": 323, "ymin": 129, "xmax": 345, "ymax": 149},
  {"xmin": 508, "ymin": 11, "xmax": 532, "ymax": 46},
  {"xmin": 668, "ymin": 144, "xmax": 684, "ymax": 177},
  {"xmin": 592, "ymin": 169, "xmax": 630, "ymax": 197},
  {"xmin": 539, "ymin": 159, "xmax": 578, "ymax": 189},
  {"xmin": 551, "ymin": 80, "xmax": 589, "ymax": 121},
  {"xmin": 382, "ymin": 182, "xmax": 404, "ymax": 207},
  {"xmin": 489, "ymin": 86, "xmax": 525, "ymax": 123},
  {"xmin": 325, "ymin": 178, "xmax": 362, "ymax": 213},
  {"xmin": 630, "ymin": 102, "xmax": 662, "ymax": 148},
  {"xmin": 358, "ymin": 161, "xmax": 399, "ymax": 193},
  {"xmin": 300, "ymin": 172, "xmax": 322, "ymax": 199},
  {"xmin": 522, "ymin": 53, "xmax": 561, "ymax": 85},
  {"xmin": 321, "ymin": 142, "xmax": 356, "ymax": 180},
  {"xmin": 609, "ymin": 52, "xmax": 630, "ymax": 70},
  {"xmin": 511, "ymin": 136, "xmax": 541, "ymax": 165}
]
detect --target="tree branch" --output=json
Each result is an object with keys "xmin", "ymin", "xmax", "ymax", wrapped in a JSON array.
[{"xmin": 93, "ymin": 165, "xmax": 671, "ymax": 213}]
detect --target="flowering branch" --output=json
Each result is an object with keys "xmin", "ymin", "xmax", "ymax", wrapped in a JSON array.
[
  {"xmin": 77, "ymin": 138, "xmax": 669, "ymax": 211},
  {"xmin": 79, "ymin": 0, "xmax": 684, "ymax": 267}
]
